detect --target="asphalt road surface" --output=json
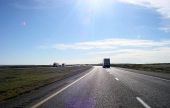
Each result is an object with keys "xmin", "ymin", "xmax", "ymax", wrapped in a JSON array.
[{"xmin": 30, "ymin": 66, "xmax": 170, "ymax": 108}]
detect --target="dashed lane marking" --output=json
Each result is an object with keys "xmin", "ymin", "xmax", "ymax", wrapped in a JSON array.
[
  {"xmin": 136, "ymin": 97, "xmax": 151, "ymax": 108},
  {"xmin": 115, "ymin": 78, "xmax": 119, "ymax": 80}
]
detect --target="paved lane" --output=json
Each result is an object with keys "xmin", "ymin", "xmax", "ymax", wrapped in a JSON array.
[
  {"xmin": 109, "ymin": 68, "xmax": 170, "ymax": 108},
  {"xmin": 32, "ymin": 67, "xmax": 170, "ymax": 108}
]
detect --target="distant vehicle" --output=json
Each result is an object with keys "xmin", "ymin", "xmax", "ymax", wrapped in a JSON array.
[
  {"xmin": 53, "ymin": 62, "xmax": 59, "ymax": 67},
  {"xmin": 62, "ymin": 63, "xmax": 65, "ymax": 67},
  {"xmin": 103, "ymin": 58, "xmax": 110, "ymax": 68}
]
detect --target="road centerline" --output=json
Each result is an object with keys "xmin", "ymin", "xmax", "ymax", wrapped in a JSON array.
[{"xmin": 136, "ymin": 97, "xmax": 151, "ymax": 108}]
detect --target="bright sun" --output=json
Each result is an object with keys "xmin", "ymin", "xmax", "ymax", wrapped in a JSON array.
[
  {"xmin": 87, "ymin": 0, "xmax": 100, "ymax": 6},
  {"xmin": 82, "ymin": 0, "xmax": 104, "ymax": 10}
]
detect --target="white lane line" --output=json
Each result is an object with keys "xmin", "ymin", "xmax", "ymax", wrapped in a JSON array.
[
  {"xmin": 31, "ymin": 69, "xmax": 94, "ymax": 108},
  {"xmin": 115, "ymin": 78, "xmax": 119, "ymax": 81},
  {"xmin": 136, "ymin": 97, "xmax": 151, "ymax": 108}
]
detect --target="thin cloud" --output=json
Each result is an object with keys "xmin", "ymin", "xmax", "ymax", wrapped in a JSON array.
[
  {"xmin": 117, "ymin": 0, "xmax": 170, "ymax": 33},
  {"xmin": 159, "ymin": 25, "xmax": 170, "ymax": 32},
  {"xmin": 118, "ymin": 0, "xmax": 170, "ymax": 19},
  {"xmin": 13, "ymin": 0, "xmax": 170, "ymax": 19},
  {"xmin": 84, "ymin": 47, "xmax": 170, "ymax": 63},
  {"xmin": 51, "ymin": 39, "xmax": 170, "ymax": 50},
  {"xmin": 39, "ymin": 38, "xmax": 170, "ymax": 63}
]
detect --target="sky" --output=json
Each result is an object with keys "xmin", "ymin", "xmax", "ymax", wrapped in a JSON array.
[{"xmin": 0, "ymin": 0, "xmax": 170, "ymax": 65}]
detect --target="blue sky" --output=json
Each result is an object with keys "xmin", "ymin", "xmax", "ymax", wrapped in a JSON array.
[{"xmin": 1, "ymin": 0, "xmax": 170, "ymax": 65}]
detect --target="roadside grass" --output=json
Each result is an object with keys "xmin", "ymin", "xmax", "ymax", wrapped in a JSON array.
[
  {"xmin": 111, "ymin": 63, "xmax": 170, "ymax": 73},
  {"xmin": 0, "ymin": 66, "xmax": 91, "ymax": 101}
]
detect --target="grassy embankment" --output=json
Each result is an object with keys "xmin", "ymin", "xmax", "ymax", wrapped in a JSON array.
[
  {"xmin": 111, "ymin": 63, "xmax": 170, "ymax": 73},
  {"xmin": 0, "ymin": 66, "xmax": 91, "ymax": 101}
]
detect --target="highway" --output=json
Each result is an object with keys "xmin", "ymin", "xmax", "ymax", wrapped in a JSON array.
[{"xmin": 31, "ymin": 66, "xmax": 170, "ymax": 108}]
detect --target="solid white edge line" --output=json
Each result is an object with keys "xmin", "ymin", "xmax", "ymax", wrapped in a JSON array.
[
  {"xmin": 136, "ymin": 97, "xmax": 151, "ymax": 108},
  {"xmin": 31, "ymin": 69, "xmax": 94, "ymax": 108},
  {"xmin": 115, "ymin": 78, "xmax": 119, "ymax": 80}
]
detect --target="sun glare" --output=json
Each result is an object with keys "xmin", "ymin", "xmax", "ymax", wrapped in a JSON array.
[{"xmin": 82, "ymin": 0, "xmax": 103, "ymax": 11}]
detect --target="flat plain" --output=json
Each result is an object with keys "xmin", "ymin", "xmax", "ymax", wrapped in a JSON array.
[
  {"xmin": 111, "ymin": 63, "xmax": 170, "ymax": 73},
  {"xmin": 0, "ymin": 66, "xmax": 91, "ymax": 101}
]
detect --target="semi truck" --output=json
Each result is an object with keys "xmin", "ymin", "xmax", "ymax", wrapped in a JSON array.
[{"xmin": 103, "ymin": 58, "xmax": 110, "ymax": 68}]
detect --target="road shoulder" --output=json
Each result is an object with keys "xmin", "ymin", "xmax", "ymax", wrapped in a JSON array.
[{"xmin": 113, "ymin": 67, "xmax": 170, "ymax": 80}]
